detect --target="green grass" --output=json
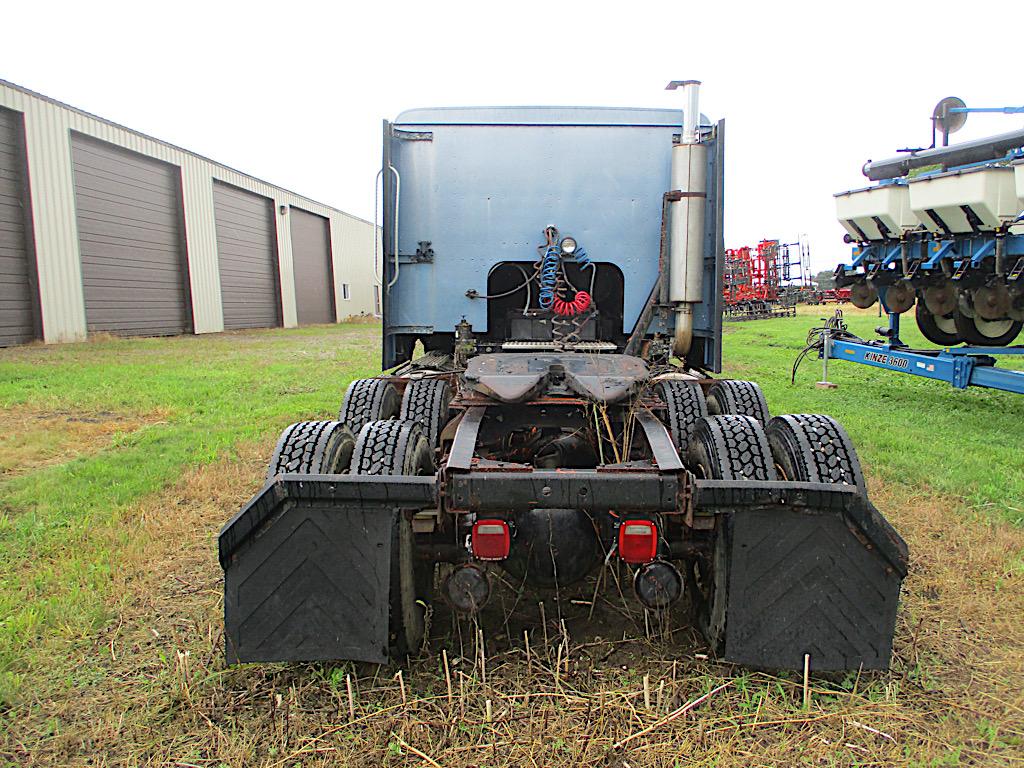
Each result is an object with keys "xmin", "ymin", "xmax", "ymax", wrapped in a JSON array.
[
  {"xmin": 2, "ymin": 313, "xmax": 1022, "ymax": 704},
  {"xmin": 720, "ymin": 306, "xmax": 1024, "ymax": 523},
  {"xmin": 0, "ymin": 313, "xmax": 1021, "ymax": 765},
  {"xmin": 0, "ymin": 323, "xmax": 380, "ymax": 703}
]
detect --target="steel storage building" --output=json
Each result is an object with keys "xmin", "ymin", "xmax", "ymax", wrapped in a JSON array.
[{"xmin": 0, "ymin": 79, "xmax": 378, "ymax": 346}]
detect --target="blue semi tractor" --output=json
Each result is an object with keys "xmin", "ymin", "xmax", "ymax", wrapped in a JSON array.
[{"xmin": 219, "ymin": 84, "xmax": 907, "ymax": 671}]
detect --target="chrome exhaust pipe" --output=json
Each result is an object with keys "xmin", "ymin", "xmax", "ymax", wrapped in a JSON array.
[{"xmin": 666, "ymin": 80, "xmax": 707, "ymax": 358}]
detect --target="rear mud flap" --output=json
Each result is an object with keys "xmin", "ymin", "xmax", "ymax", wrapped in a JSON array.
[
  {"xmin": 219, "ymin": 475, "xmax": 436, "ymax": 664},
  {"xmin": 697, "ymin": 481, "xmax": 908, "ymax": 671}
]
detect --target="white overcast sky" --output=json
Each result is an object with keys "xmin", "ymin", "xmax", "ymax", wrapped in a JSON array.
[{"xmin": 4, "ymin": 0, "xmax": 1021, "ymax": 273}]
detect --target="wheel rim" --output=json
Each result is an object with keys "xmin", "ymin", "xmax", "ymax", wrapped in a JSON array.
[
  {"xmin": 325, "ymin": 427, "xmax": 355, "ymax": 473},
  {"xmin": 974, "ymin": 316, "xmax": 1014, "ymax": 339},
  {"xmin": 934, "ymin": 313, "xmax": 957, "ymax": 335},
  {"xmin": 957, "ymin": 291, "xmax": 976, "ymax": 318}
]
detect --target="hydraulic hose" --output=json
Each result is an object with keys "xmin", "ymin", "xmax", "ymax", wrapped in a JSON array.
[{"xmin": 790, "ymin": 312, "xmax": 862, "ymax": 384}]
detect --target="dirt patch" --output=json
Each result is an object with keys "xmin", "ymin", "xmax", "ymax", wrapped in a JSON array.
[
  {"xmin": 4, "ymin": 460, "xmax": 1024, "ymax": 766},
  {"xmin": 0, "ymin": 407, "xmax": 169, "ymax": 477}
]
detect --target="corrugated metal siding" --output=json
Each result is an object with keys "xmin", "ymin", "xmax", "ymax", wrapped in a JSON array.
[
  {"xmin": 0, "ymin": 79, "xmax": 378, "ymax": 343},
  {"xmin": 330, "ymin": 213, "xmax": 379, "ymax": 319},
  {"xmin": 213, "ymin": 181, "xmax": 280, "ymax": 329},
  {"xmin": 180, "ymin": 157, "xmax": 223, "ymax": 333},
  {"xmin": 71, "ymin": 134, "xmax": 190, "ymax": 335},
  {"xmin": 273, "ymin": 198, "xmax": 297, "ymax": 327},
  {"xmin": 0, "ymin": 106, "xmax": 38, "ymax": 346},
  {"xmin": 14, "ymin": 91, "xmax": 87, "ymax": 342},
  {"xmin": 290, "ymin": 207, "xmax": 334, "ymax": 325}
]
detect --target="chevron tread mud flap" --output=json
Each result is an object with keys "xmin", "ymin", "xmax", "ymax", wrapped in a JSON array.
[
  {"xmin": 219, "ymin": 475, "xmax": 436, "ymax": 664},
  {"xmin": 696, "ymin": 481, "xmax": 909, "ymax": 671}
]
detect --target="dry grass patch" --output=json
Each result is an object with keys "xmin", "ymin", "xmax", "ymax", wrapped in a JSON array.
[
  {"xmin": 3, "ymin": 456, "xmax": 1024, "ymax": 766},
  {"xmin": 0, "ymin": 407, "xmax": 168, "ymax": 477}
]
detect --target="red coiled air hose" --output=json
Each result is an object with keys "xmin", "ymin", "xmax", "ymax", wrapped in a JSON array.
[{"xmin": 552, "ymin": 291, "xmax": 591, "ymax": 316}]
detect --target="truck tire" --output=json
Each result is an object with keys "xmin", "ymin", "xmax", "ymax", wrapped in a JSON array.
[
  {"xmin": 655, "ymin": 380, "xmax": 707, "ymax": 457},
  {"xmin": 686, "ymin": 415, "xmax": 775, "ymax": 656},
  {"xmin": 953, "ymin": 312, "xmax": 1022, "ymax": 346},
  {"xmin": 695, "ymin": 522, "xmax": 729, "ymax": 656},
  {"xmin": 266, "ymin": 420, "xmax": 355, "ymax": 481},
  {"xmin": 389, "ymin": 514, "xmax": 424, "ymax": 658},
  {"xmin": 349, "ymin": 419, "xmax": 434, "ymax": 657},
  {"xmin": 350, "ymin": 419, "xmax": 435, "ymax": 477},
  {"xmin": 915, "ymin": 302, "xmax": 960, "ymax": 346},
  {"xmin": 687, "ymin": 415, "xmax": 777, "ymax": 481},
  {"xmin": 766, "ymin": 414, "xmax": 866, "ymax": 496},
  {"xmin": 400, "ymin": 379, "xmax": 452, "ymax": 448},
  {"xmin": 339, "ymin": 378, "xmax": 399, "ymax": 435},
  {"xmin": 706, "ymin": 380, "xmax": 770, "ymax": 424}
]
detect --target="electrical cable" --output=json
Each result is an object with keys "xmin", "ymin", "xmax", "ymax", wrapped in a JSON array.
[
  {"xmin": 790, "ymin": 312, "xmax": 862, "ymax": 383},
  {"xmin": 520, "ymin": 264, "xmax": 533, "ymax": 316},
  {"xmin": 467, "ymin": 265, "xmax": 537, "ymax": 300}
]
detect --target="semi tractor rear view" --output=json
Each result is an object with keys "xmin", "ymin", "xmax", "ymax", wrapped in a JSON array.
[{"xmin": 218, "ymin": 83, "xmax": 908, "ymax": 672}]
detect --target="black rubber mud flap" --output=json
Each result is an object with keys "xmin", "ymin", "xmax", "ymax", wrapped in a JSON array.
[
  {"xmin": 696, "ymin": 481, "xmax": 908, "ymax": 672},
  {"xmin": 220, "ymin": 475, "xmax": 435, "ymax": 665}
]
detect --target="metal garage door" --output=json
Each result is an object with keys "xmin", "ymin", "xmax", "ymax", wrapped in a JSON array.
[
  {"xmin": 71, "ymin": 134, "xmax": 190, "ymax": 336},
  {"xmin": 213, "ymin": 181, "xmax": 280, "ymax": 329},
  {"xmin": 290, "ymin": 207, "xmax": 334, "ymax": 325},
  {"xmin": 0, "ymin": 107, "xmax": 38, "ymax": 346}
]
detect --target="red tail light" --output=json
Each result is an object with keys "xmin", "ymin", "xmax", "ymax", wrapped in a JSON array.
[
  {"xmin": 618, "ymin": 520, "xmax": 658, "ymax": 564},
  {"xmin": 472, "ymin": 519, "xmax": 511, "ymax": 560}
]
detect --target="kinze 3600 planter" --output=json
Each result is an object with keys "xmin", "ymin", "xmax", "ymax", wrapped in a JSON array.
[{"xmin": 219, "ymin": 83, "xmax": 908, "ymax": 672}]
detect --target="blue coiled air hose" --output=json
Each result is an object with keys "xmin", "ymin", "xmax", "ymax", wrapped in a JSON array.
[
  {"xmin": 538, "ymin": 245, "xmax": 561, "ymax": 310},
  {"xmin": 574, "ymin": 247, "xmax": 593, "ymax": 270}
]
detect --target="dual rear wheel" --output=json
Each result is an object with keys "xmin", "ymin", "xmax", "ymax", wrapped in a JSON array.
[
  {"xmin": 267, "ymin": 377, "xmax": 451, "ymax": 659},
  {"xmin": 269, "ymin": 377, "xmax": 450, "ymax": 479},
  {"xmin": 684, "ymin": 405, "xmax": 865, "ymax": 655},
  {"xmin": 655, "ymin": 378, "xmax": 769, "ymax": 462},
  {"xmin": 349, "ymin": 419, "xmax": 434, "ymax": 657},
  {"xmin": 270, "ymin": 377, "xmax": 866, "ymax": 659},
  {"xmin": 339, "ymin": 377, "xmax": 452, "ymax": 445}
]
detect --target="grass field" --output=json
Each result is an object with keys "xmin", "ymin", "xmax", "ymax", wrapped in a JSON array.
[{"xmin": 0, "ymin": 307, "xmax": 1022, "ymax": 767}]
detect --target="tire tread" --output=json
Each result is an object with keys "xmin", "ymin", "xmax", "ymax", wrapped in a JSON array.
[
  {"xmin": 707, "ymin": 380, "xmax": 770, "ymax": 424},
  {"xmin": 266, "ymin": 420, "xmax": 353, "ymax": 480},
  {"xmin": 689, "ymin": 415, "xmax": 777, "ymax": 481},
  {"xmin": 655, "ymin": 380, "xmax": 708, "ymax": 456},
  {"xmin": 400, "ymin": 379, "xmax": 451, "ymax": 447},
  {"xmin": 339, "ymin": 379, "xmax": 399, "ymax": 434},
  {"xmin": 766, "ymin": 414, "xmax": 866, "ymax": 494}
]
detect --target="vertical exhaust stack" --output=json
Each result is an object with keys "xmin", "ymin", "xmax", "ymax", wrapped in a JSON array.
[{"xmin": 666, "ymin": 80, "xmax": 707, "ymax": 357}]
